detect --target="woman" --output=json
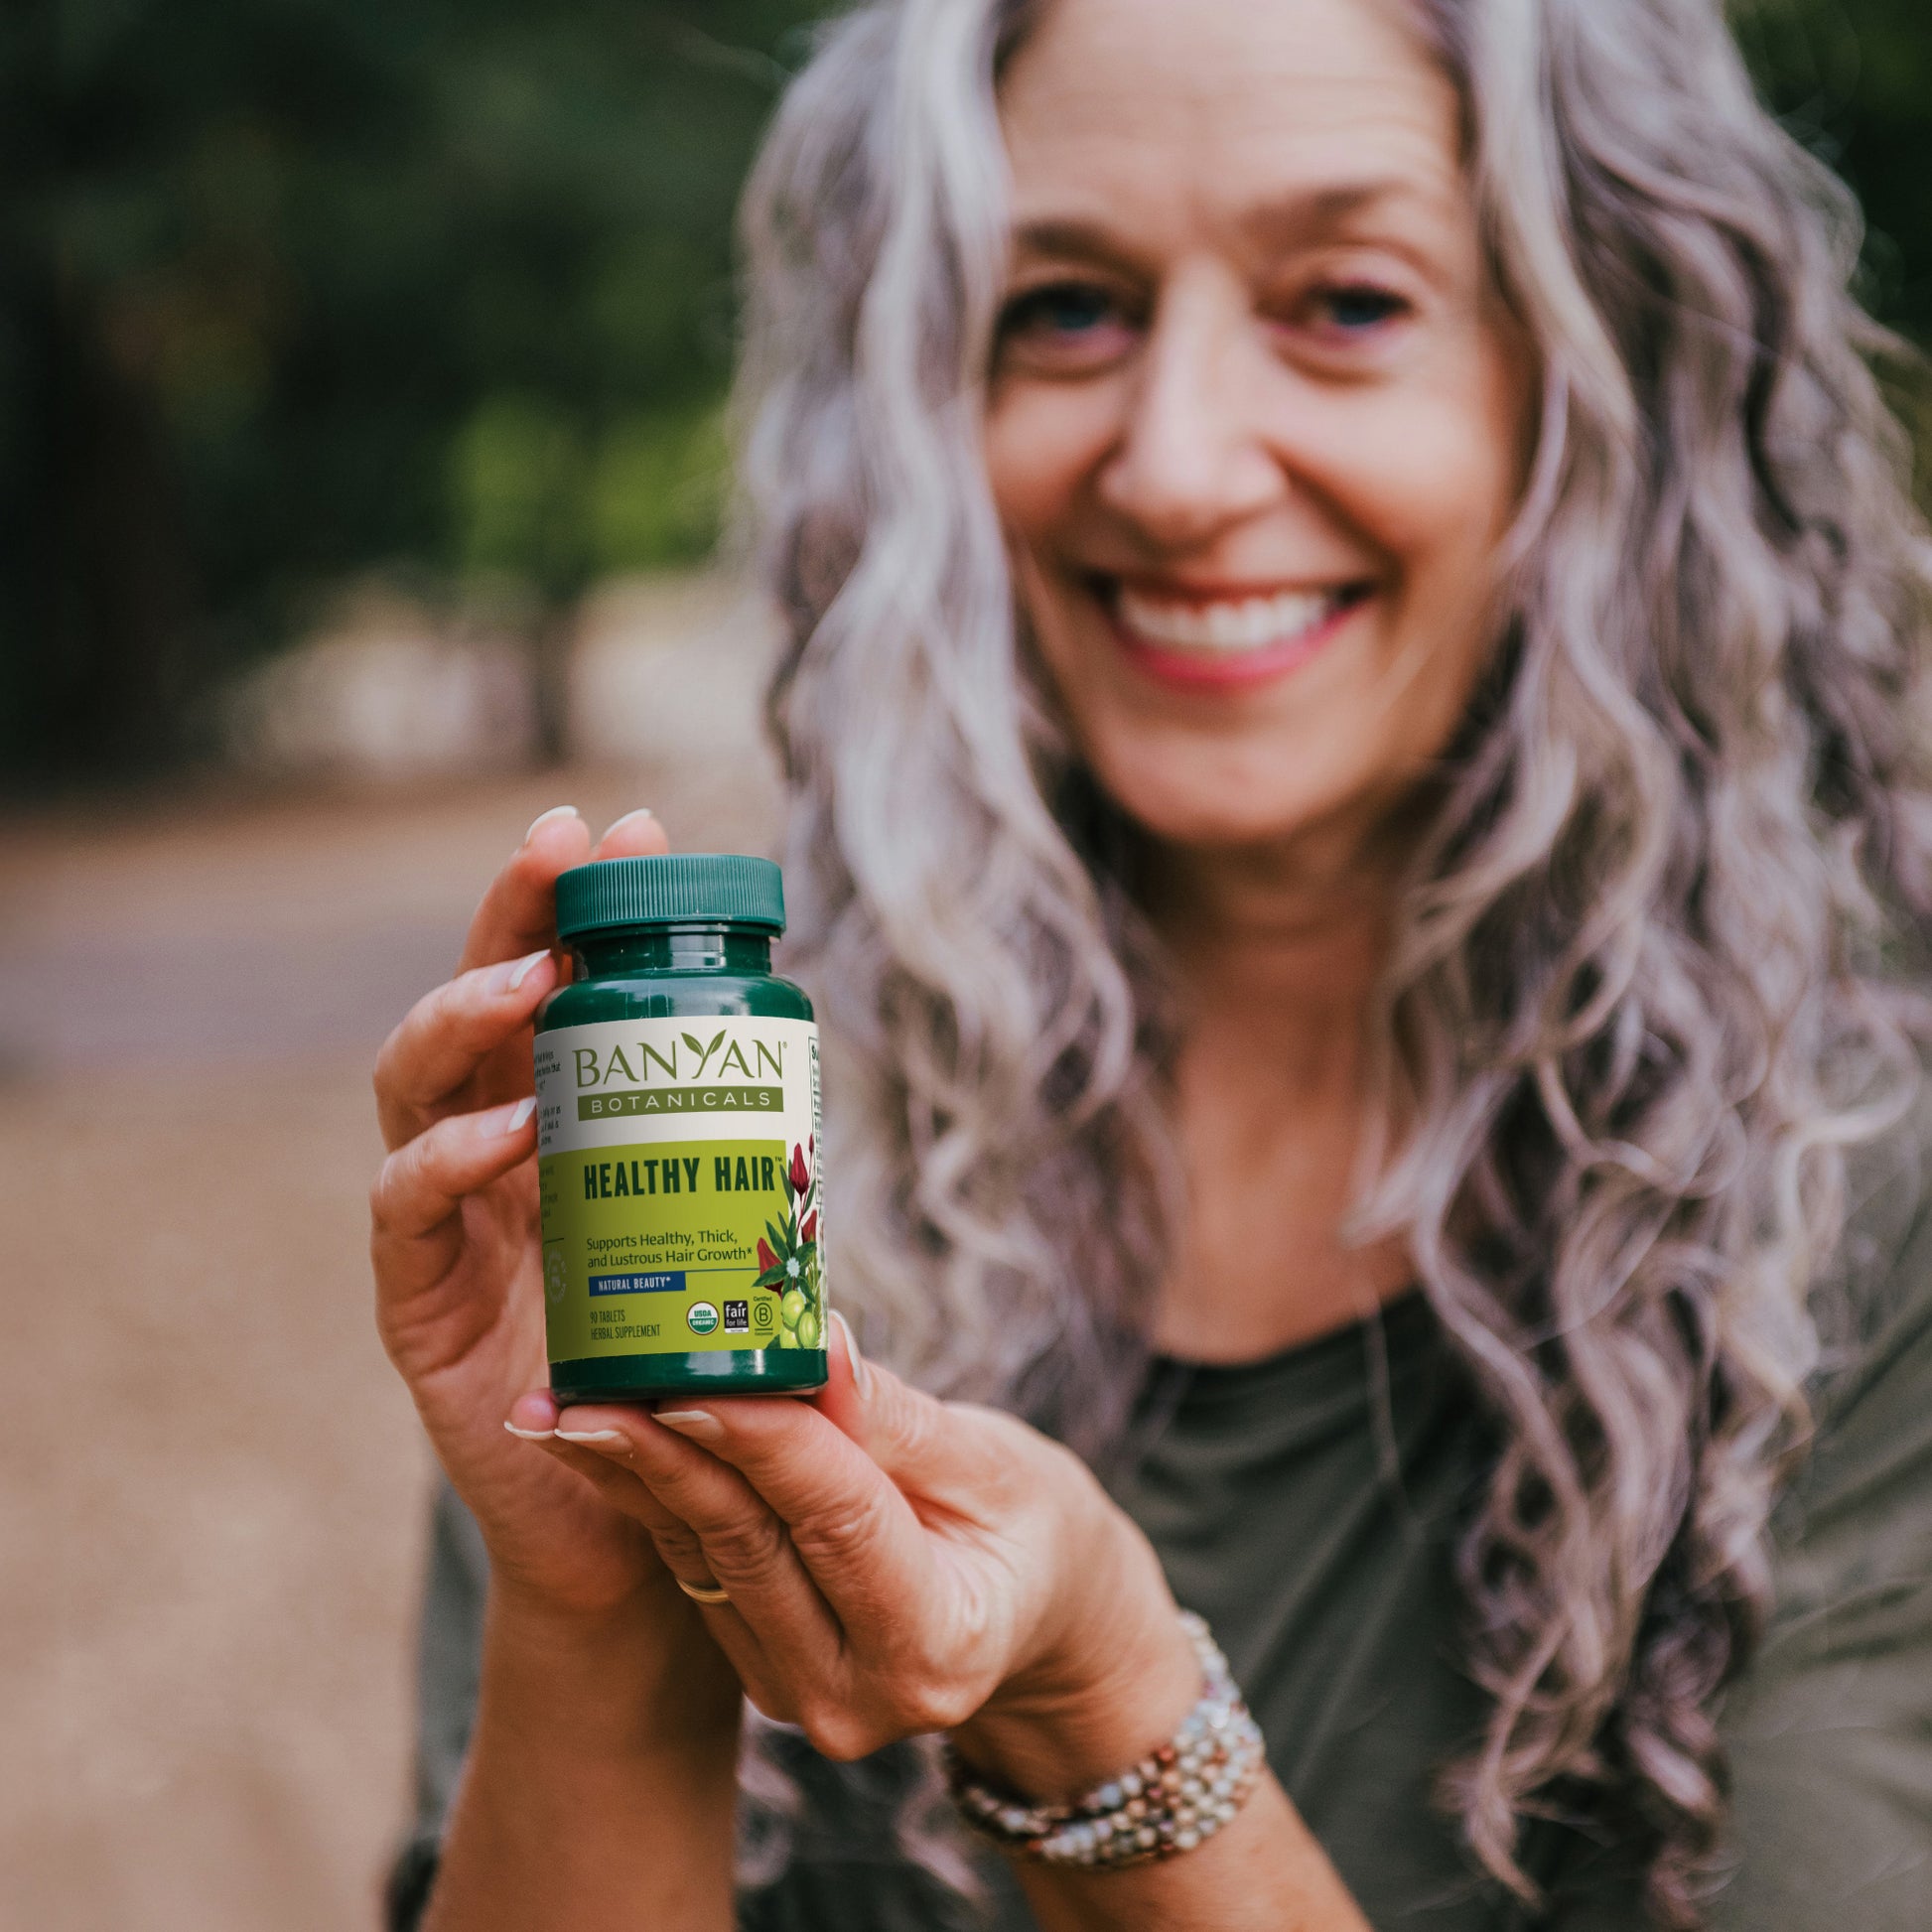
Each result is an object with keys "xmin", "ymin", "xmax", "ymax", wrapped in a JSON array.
[{"xmin": 370, "ymin": 0, "xmax": 1932, "ymax": 1925}]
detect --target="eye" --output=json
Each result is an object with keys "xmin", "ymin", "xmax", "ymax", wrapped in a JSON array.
[
  {"xmin": 994, "ymin": 279, "xmax": 1137, "ymax": 370},
  {"xmin": 1305, "ymin": 283, "xmax": 1410, "ymax": 335},
  {"xmin": 1006, "ymin": 282, "xmax": 1114, "ymax": 334}
]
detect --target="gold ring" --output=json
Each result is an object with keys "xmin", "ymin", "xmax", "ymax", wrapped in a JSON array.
[{"xmin": 675, "ymin": 1575, "xmax": 731, "ymax": 1604}]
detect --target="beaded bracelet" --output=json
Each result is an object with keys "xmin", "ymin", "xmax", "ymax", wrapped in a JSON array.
[{"xmin": 943, "ymin": 1610, "xmax": 1266, "ymax": 1869}]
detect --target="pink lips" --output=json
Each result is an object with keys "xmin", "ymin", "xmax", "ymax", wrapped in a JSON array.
[{"xmin": 1105, "ymin": 588, "xmax": 1368, "ymax": 690}]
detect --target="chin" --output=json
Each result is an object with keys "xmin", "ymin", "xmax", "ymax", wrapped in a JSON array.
[{"xmin": 1085, "ymin": 753, "xmax": 1343, "ymax": 853}]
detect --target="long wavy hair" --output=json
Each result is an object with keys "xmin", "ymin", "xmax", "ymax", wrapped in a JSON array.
[{"xmin": 734, "ymin": 0, "xmax": 1932, "ymax": 1921}]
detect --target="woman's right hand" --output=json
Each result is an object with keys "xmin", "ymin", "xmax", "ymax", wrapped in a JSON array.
[
  {"xmin": 372, "ymin": 808, "xmax": 744, "ymax": 1930},
  {"xmin": 369, "ymin": 804, "xmax": 712, "ymax": 1623}
]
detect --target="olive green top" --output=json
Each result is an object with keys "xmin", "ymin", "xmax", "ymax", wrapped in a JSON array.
[{"xmin": 388, "ymin": 1114, "xmax": 1932, "ymax": 1931}]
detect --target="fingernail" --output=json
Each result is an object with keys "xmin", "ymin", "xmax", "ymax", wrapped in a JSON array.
[
  {"xmin": 496, "ymin": 947, "xmax": 551, "ymax": 994},
  {"xmin": 830, "ymin": 1310, "xmax": 871, "ymax": 1399},
  {"xmin": 601, "ymin": 807, "xmax": 654, "ymax": 839},
  {"xmin": 652, "ymin": 1409, "xmax": 723, "ymax": 1443},
  {"xmin": 499, "ymin": 1096, "xmax": 536, "ymax": 1135},
  {"xmin": 523, "ymin": 804, "xmax": 580, "ymax": 844},
  {"xmin": 503, "ymin": 1420, "xmax": 555, "ymax": 1441},
  {"xmin": 556, "ymin": 1428, "xmax": 627, "ymax": 1449}
]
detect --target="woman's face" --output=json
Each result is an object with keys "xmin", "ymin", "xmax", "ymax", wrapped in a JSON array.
[{"xmin": 987, "ymin": 0, "xmax": 1531, "ymax": 865}]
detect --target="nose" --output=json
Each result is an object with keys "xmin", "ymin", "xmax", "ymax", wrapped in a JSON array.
[{"xmin": 1095, "ymin": 270, "xmax": 1284, "ymax": 550}]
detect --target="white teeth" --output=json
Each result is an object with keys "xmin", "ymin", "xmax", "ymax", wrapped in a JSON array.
[{"xmin": 1114, "ymin": 585, "xmax": 1347, "ymax": 655}]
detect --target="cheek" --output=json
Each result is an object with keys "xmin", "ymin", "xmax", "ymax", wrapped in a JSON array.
[
  {"xmin": 1324, "ymin": 391, "xmax": 1522, "ymax": 585},
  {"xmin": 1282, "ymin": 309, "xmax": 1528, "ymax": 588},
  {"xmin": 983, "ymin": 383, "xmax": 1113, "ymax": 542},
  {"xmin": 1361, "ymin": 404, "xmax": 1519, "ymax": 764}
]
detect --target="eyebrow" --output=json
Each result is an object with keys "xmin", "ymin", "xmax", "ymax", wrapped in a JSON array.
[
  {"xmin": 1240, "ymin": 178, "xmax": 1438, "ymax": 246},
  {"xmin": 1010, "ymin": 178, "xmax": 1444, "ymax": 272}
]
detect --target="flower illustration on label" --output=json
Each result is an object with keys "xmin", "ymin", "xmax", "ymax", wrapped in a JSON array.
[{"xmin": 753, "ymin": 1139, "xmax": 822, "ymax": 1349}]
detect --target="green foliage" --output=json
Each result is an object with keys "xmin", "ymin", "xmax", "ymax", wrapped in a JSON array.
[
  {"xmin": 1736, "ymin": 0, "xmax": 1932, "ymax": 341},
  {"xmin": 451, "ymin": 396, "xmax": 592, "ymax": 591},
  {"xmin": 588, "ymin": 409, "xmax": 732, "ymax": 575},
  {"xmin": 1736, "ymin": 0, "xmax": 1932, "ymax": 503},
  {"xmin": 5, "ymin": 0, "xmax": 1932, "ymax": 781},
  {"xmin": 1, "ymin": 0, "xmax": 824, "ymax": 778},
  {"xmin": 448, "ymin": 392, "xmax": 729, "ymax": 590}
]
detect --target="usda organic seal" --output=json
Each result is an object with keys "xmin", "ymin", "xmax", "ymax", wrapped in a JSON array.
[{"xmin": 686, "ymin": 1301, "xmax": 721, "ymax": 1336}]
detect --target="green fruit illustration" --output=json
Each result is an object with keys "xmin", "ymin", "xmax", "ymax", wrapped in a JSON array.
[
  {"xmin": 780, "ymin": 1287, "xmax": 807, "ymax": 1327},
  {"xmin": 794, "ymin": 1309, "xmax": 822, "ymax": 1349}
]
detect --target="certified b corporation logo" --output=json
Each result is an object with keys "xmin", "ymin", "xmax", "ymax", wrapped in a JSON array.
[{"xmin": 686, "ymin": 1301, "xmax": 721, "ymax": 1336}]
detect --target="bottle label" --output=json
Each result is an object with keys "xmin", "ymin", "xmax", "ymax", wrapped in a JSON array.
[{"xmin": 535, "ymin": 1015, "xmax": 825, "ymax": 1359}]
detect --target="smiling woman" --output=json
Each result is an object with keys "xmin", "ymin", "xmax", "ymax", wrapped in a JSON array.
[
  {"xmin": 370, "ymin": 1, "xmax": 1932, "ymax": 1929},
  {"xmin": 988, "ymin": 0, "xmax": 1526, "ymax": 844}
]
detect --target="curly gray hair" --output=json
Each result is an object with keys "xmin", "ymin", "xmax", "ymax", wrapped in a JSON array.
[{"xmin": 734, "ymin": 0, "xmax": 1932, "ymax": 1921}]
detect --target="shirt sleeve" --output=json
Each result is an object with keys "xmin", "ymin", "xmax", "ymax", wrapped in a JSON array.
[
  {"xmin": 384, "ymin": 1479, "xmax": 489, "ymax": 1932},
  {"xmin": 737, "ymin": 1729, "xmax": 1022, "ymax": 1932},
  {"xmin": 1704, "ymin": 1197, "xmax": 1932, "ymax": 1930}
]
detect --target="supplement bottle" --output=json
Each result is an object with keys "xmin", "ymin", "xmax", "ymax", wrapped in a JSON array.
[{"xmin": 534, "ymin": 854, "xmax": 827, "ymax": 1401}]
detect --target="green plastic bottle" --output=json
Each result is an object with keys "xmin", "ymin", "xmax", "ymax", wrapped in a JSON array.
[{"xmin": 535, "ymin": 854, "xmax": 828, "ymax": 1402}]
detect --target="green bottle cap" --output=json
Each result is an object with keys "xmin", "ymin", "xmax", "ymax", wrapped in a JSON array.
[{"xmin": 554, "ymin": 854, "xmax": 786, "ymax": 940}]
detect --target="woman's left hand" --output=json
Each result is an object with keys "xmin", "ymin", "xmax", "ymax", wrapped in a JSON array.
[{"xmin": 504, "ymin": 1314, "xmax": 1202, "ymax": 1796}]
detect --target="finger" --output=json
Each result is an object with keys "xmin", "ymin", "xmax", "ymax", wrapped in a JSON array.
[
  {"xmin": 504, "ymin": 1391, "xmax": 722, "ymax": 1583},
  {"xmin": 554, "ymin": 1403, "xmax": 846, "ymax": 1660},
  {"xmin": 588, "ymin": 806, "xmax": 669, "ymax": 863},
  {"xmin": 524, "ymin": 1442, "xmax": 717, "ymax": 1580},
  {"xmin": 370, "ymin": 1095, "xmax": 536, "ymax": 1297},
  {"xmin": 503, "ymin": 1413, "xmax": 773, "ymax": 1683},
  {"xmin": 505, "ymin": 1387, "xmax": 564, "ymax": 1435},
  {"xmin": 505, "ymin": 1391, "xmax": 726, "ymax": 1584},
  {"xmin": 374, "ymin": 949, "xmax": 560, "ymax": 1150},
  {"xmin": 454, "ymin": 805, "xmax": 592, "ymax": 976},
  {"xmin": 543, "ymin": 1409, "xmax": 823, "ymax": 1724},
  {"xmin": 813, "ymin": 1311, "xmax": 998, "ymax": 1503},
  {"xmin": 453, "ymin": 803, "xmax": 669, "ymax": 979},
  {"xmin": 636, "ymin": 1388, "xmax": 942, "ymax": 1641}
]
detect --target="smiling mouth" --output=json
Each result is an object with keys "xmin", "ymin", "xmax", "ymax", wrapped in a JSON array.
[{"xmin": 1093, "ymin": 576, "xmax": 1375, "ymax": 681}]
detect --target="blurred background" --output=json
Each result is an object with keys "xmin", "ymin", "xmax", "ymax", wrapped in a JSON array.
[{"xmin": 1, "ymin": 0, "xmax": 1928, "ymax": 1925}]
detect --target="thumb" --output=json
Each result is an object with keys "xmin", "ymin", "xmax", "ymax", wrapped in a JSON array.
[{"xmin": 813, "ymin": 1310, "xmax": 955, "ymax": 1490}]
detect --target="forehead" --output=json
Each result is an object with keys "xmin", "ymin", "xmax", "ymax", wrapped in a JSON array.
[{"xmin": 998, "ymin": 0, "xmax": 1465, "ymax": 250}]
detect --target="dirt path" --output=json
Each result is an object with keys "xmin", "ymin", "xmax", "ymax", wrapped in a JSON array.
[{"xmin": 0, "ymin": 759, "xmax": 777, "ymax": 1928}]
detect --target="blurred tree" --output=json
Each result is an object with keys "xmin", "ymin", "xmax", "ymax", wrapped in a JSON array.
[
  {"xmin": 1736, "ymin": 0, "xmax": 1932, "ymax": 496},
  {"xmin": 0, "ymin": 0, "xmax": 821, "ymax": 782},
  {"xmin": 1736, "ymin": 0, "xmax": 1932, "ymax": 342},
  {"xmin": 0, "ymin": 0, "xmax": 1927, "ymax": 785}
]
